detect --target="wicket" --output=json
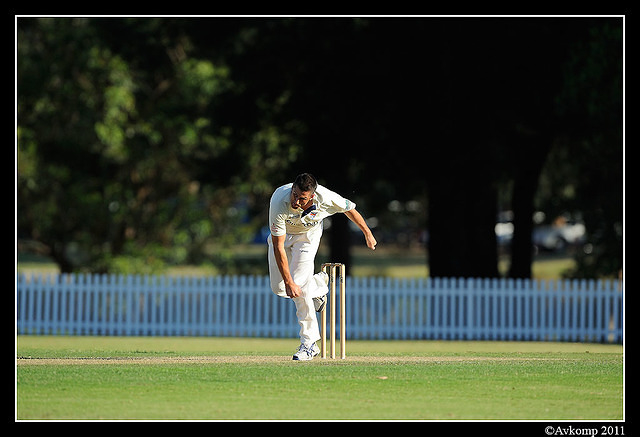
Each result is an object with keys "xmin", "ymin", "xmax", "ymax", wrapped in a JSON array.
[{"xmin": 320, "ymin": 263, "xmax": 346, "ymax": 359}]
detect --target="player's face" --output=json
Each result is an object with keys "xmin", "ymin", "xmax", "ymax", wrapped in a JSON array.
[{"xmin": 291, "ymin": 186, "xmax": 314, "ymax": 209}]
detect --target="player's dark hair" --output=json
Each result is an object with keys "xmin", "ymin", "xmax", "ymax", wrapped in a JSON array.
[{"xmin": 294, "ymin": 173, "xmax": 318, "ymax": 193}]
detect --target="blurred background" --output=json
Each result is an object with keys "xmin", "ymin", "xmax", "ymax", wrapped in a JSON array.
[{"xmin": 16, "ymin": 16, "xmax": 623, "ymax": 280}]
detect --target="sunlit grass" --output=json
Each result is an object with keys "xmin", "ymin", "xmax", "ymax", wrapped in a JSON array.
[{"xmin": 17, "ymin": 244, "xmax": 576, "ymax": 280}]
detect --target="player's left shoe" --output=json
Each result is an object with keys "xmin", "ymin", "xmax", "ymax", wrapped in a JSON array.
[{"xmin": 292, "ymin": 343, "xmax": 320, "ymax": 361}]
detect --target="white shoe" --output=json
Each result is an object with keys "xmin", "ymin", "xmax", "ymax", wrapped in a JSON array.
[
  {"xmin": 292, "ymin": 343, "xmax": 320, "ymax": 361},
  {"xmin": 312, "ymin": 272, "xmax": 329, "ymax": 312},
  {"xmin": 313, "ymin": 294, "xmax": 326, "ymax": 312}
]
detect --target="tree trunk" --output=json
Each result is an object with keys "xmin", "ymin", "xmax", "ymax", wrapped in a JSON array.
[
  {"xmin": 328, "ymin": 213, "xmax": 352, "ymax": 270},
  {"xmin": 509, "ymin": 134, "xmax": 553, "ymax": 279},
  {"xmin": 427, "ymin": 136, "xmax": 500, "ymax": 279}
]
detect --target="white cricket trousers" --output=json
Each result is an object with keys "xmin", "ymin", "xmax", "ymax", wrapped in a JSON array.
[{"xmin": 267, "ymin": 229, "xmax": 329, "ymax": 346}]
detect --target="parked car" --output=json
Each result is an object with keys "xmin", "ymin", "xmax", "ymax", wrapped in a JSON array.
[
  {"xmin": 496, "ymin": 211, "xmax": 586, "ymax": 252},
  {"xmin": 532, "ymin": 219, "xmax": 586, "ymax": 252}
]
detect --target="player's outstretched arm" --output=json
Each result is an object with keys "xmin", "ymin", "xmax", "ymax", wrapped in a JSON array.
[{"xmin": 344, "ymin": 209, "xmax": 377, "ymax": 250}]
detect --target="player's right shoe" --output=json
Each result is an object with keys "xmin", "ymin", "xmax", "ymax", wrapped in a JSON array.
[
  {"xmin": 313, "ymin": 295, "xmax": 326, "ymax": 312},
  {"xmin": 312, "ymin": 271, "xmax": 329, "ymax": 312}
]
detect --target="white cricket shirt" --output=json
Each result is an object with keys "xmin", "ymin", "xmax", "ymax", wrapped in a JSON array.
[{"xmin": 269, "ymin": 183, "xmax": 356, "ymax": 236}]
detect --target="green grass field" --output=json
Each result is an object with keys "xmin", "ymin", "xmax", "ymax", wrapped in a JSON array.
[
  {"xmin": 17, "ymin": 244, "xmax": 579, "ymax": 280},
  {"xmin": 16, "ymin": 336, "xmax": 623, "ymax": 421}
]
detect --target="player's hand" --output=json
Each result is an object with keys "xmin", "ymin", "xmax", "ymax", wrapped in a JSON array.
[
  {"xmin": 286, "ymin": 282, "xmax": 302, "ymax": 298},
  {"xmin": 366, "ymin": 234, "xmax": 377, "ymax": 251}
]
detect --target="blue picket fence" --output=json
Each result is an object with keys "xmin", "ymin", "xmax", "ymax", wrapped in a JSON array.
[{"xmin": 16, "ymin": 273, "xmax": 623, "ymax": 343}]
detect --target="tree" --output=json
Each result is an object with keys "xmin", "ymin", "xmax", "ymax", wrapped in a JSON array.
[
  {"xmin": 17, "ymin": 17, "xmax": 622, "ymax": 279},
  {"xmin": 538, "ymin": 21, "xmax": 623, "ymax": 278},
  {"xmin": 17, "ymin": 17, "xmax": 300, "ymax": 273}
]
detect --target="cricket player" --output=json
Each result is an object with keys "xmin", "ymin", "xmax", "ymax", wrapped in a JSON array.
[{"xmin": 267, "ymin": 173, "xmax": 377, "ymax": 360}]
